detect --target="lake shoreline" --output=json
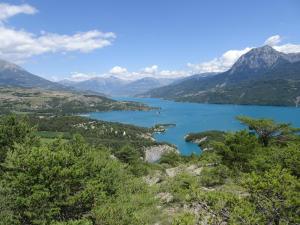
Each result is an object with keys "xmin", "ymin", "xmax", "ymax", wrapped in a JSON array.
[{"xmin": 87, "ymin": 97, "xmax": 300, "ymax": 155}]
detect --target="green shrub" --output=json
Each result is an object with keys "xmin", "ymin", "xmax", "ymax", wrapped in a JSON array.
[
  {"xmin": 159, "ymin": 151, "xmax": 182, "ymax": 166},
  {"xmin": 0, "ymin": 135, "xmax": 157, "ymax": 224},
  {"xmin": 199, "ymin": 164, "xmax": 230, "ymax": 187},
  {"xmin": 113, "ymin": 144, "xmax": 141, "ymax": 163},
  {"xmin": 172, "ymin": 212, "xmax": 196, "ymax": 225}
]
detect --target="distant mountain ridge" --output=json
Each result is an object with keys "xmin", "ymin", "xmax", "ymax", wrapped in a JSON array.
[
  {"xmin": 0, "ymin": 58, "xmax": 178, "ymax": 97},
  {"xmin": 142, "ymin": 46, "xmax": 300, "ymax": 106},
  {"xmin": 0, "ymin": 59, "xmax": 67, "ymax": 90},
  {"xmin": 0, "ymin": 59, "xmax": 153, "ymax": 114},
  {"xmin": 60, "ymin": 76, "xmax": 178, "ymax": 97},
  {"xmin": 60, "ymin": 76, "xmax": 128, "ymax": 96},
  {"xmin": 3, "ymin": 45, "xmax": 300, "ymax": 106}
]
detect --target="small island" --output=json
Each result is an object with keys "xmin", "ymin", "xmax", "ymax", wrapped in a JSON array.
[
  {"xmin": 152, "ymin": 123, "xmax": 176, "ymax": 133},
  {"xmin": 185, "ymin": 130, "xmax": 226, "ymax": 151}
]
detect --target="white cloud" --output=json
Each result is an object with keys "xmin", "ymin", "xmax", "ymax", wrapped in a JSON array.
[
  {"xmin": 0, "ymin": 3, "xmax": 37, "ymax": 22},
  {"xmin": 274, "ymin": 43, "xmax": 300, "ymax": 53},
  {"xmin": 64, "ymin": 65, "xmax": 189, "ymax": 81},
  {"xmin": 124, "ymin": 65, "xmax": 188, "ymax": 79},
  {"xmin": 109, "ymin": 66, "xmax": 128, "ymax": 75},
  {"xmin": 68, "ymin": 72, "xmax": 97, "ymax": 81},
  {"xmin": 0, "ymin": 3, "xmax": 115, "ymax": 62},
  {"xmin": 3, "ymin": 7, "xmax": 300, "ymax": 83},
  {"xmin": 0, "ymin": 26, "xmax": 116, "ymax": 62},
  {"xmin": 52, "ymin": 33, "xmax": 300, "ymax": 82},
  {"xmin": 187, "ymin": 47, "xmax": 252, "ymax": 73},
  {"xmin": 142, "ymin": 65, "xmax": 158, "ymax": 74},
  {"xmin": 186, "ymin": 35, "xmax": 300, "ymax": 74},
  {"xmin": 263, "ymin": 35, "xmax": 300, "ymax": 53},
  {"xmin": 264, "ymin": 35, "xmax": 281, "ymax": 46},
  {"xmin": 159, "ymin": 70, "xmax": 188, "ymax": 77}
]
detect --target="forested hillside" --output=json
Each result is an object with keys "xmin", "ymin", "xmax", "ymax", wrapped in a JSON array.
[
  {"xmin": 1, "ymin": 115, "xmax": 299, "ymax": 224},
  {"xmin": 142, "ymin": 46, "xmax": 300, "ymax": 106}
]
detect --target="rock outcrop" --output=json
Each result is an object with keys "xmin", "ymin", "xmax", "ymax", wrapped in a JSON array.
[{"xmin": 144, "ymin": 144, "xmax": 178, "ymax": 163}]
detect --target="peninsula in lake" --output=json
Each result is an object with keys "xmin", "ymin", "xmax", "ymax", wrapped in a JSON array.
[{"xmin": 0, "ymin": 1, "xmax": 299, "ymax": 225}]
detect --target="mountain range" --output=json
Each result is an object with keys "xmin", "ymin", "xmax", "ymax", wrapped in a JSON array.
[
  {"xmin": 59, "ymin": 76, "xmax": 177, "ymax": 97},
  {"xmin": 1, "ymin": 45, "xmax": 300, "ymax": 106},
  {"xmin": 0, "ymin": 59, "xmax": 177, "ymax": 97},
  {"xmin": 141, "ymin": 45, "xmax": 300, "ymax": 106}
]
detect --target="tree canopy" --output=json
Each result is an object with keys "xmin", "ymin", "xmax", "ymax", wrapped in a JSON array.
[
  {"xmin": 236, "ymin": 116, "xmax": 299, "ymax": 146},
  {"xmin": 0, "ymin": 114, "xmax": 299, "ymax": 224}
]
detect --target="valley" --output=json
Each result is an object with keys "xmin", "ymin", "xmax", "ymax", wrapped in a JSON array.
[
  {"xmin": 1, "ymin": 62, "xmax": 299, "ymax": 224},
  {"xmin": 0, "ymin": 1, "xmax": 299, "ymax": 224}
]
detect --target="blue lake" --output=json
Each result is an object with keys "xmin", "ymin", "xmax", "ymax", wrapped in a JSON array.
[{"xmin": 87, "ymin": 98, "xmax": 300, "ymax": 155}]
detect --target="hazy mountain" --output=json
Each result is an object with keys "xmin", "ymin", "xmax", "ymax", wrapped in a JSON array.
[
  {"xmin": 60, "ymin": 76, "xmax": 178, "ymax": 97},
  {"xmin": 172, "ymin": 72, "xmax": 218, "ymax": 84},
  {"xmin": 0, "ymin": 58, "xmax": 178, "ymax": 97},
  {"xmin": 60, "ymin": 76, "xmax": 129, "ymax": 96},
  {"xmin": 122, "ymin": 77, "xmax": 177, "ymax": 96},
  {"xmin": 142, "ymin": 46, "xmax": 300, "ymax": 106},
  {"xmin": 0, "ymin": 59, "xmax": 66, "ymax": 90}
]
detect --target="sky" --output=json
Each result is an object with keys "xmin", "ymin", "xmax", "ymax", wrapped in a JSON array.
[{"xmin": 0, "ymin": 0, "xmax": 300, "ymax": 81}]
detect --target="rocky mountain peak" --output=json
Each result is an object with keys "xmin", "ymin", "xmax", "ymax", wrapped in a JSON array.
[{"xmin": 229, "ymin": 45, "xmax": 283, "ymax": 74}]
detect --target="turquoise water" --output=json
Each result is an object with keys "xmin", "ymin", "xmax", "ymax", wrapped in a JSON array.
[{"xmin": 88, "ymin": 98, "xmax": 300, "ymax": 155}]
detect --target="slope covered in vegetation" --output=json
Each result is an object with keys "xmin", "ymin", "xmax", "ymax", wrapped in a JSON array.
[
  {"xmin": 142, "ymin": 46, "xmax": 300, "ymax": 107},
  {"xmin": 0, "ymin": 115, "xmax": 299, "ymax": 224}
]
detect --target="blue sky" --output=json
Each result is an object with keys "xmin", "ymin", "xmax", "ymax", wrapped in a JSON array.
[{"xmin": 1, "ymin": 0, "xmax": 300, "ymax": 80}]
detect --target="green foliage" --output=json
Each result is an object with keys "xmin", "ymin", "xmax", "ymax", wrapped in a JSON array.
[
  {"xmin": 113, "ymin": 144, "xmax": 141, "ymax": 163},
  {"xmin": 93, "ymin": 179, "xmax": 157, "ymax": 225},
  {"xmin": 228, "ymin": 199, "xmax": 262, "ymax": 225},
  {"xmin": 159, "ymin": 151, "xmax": 182, "ymax": 166},
  {"xmin": 51, "ymin": 219, "xmax": 93, "ymax": 225},
  {"xmin": 0, "ymin": 114, "xmax": 299, "ymax": 224},
  {"xmin": 164, "ymin": 173, "xmax": 199, "ymax": 202},
  {"xmin": 113, "ymin": 144, "xmax": 152, "ymax": 176},
  {"xmin": 172, "ymin": 212, "xmax": 196, "ymax": 225},
  {"xmin": 0, "ymin": 117, "xmax": 157, "ymax": 224},
  {"xmin": 189, "ymin": 189, "xmax": 262, "ymax": 225},
  {"xmin": 214, "ymin": 130, "xmax": 259, "ymax": 172},
  {"xmin": 248, "ymin": 144, "xmax": 300, "ymax": 177},
  {"xmin": 242, "ymin": 166, "xmax": 300, "ymax": 225},
  {"xmin": 28, "ymin": 115, "xmax": 156, "ymax": 152},
  {"xmin": 0, "ymin": 184, "xmax": 16, "ymax": 225},
  {"xmin": 237, "ymin": 116, "xmax": 299, "ymax": 147},
  {"xmin": 185, "ymin": 130, "xmax": 225, "ymax": 149},
  {"xmin": 276, "ymin": 144, "xmax": 300, "ymax": 177},
  {"xmin": 199, "ymin": 164, "xmax": 230, "ymax": 187},
  {"xmin": 0, "ymin": 115, "xmax": 38, "ymax": 166},
  {"xmin": 171, "ymin": 116, "xmax": 300, "ymax": 224},
  {"xmin": 191, "ymin": 189, "xmax": 241, "ymax": 224},
  {"xmin": 127, "ymin": 161, "xmax": 152, "ymax": 177},
  {"xmin": 1, "ymin": 139, "xmax": 104, "ymax": 223},
  {"xmin": 198, "ymin": 151, "xmax": 222, "ymax": 165}
]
